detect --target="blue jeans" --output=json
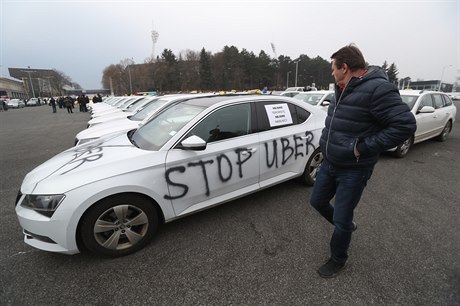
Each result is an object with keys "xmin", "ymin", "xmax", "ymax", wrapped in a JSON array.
[{"xmin": 310, "ymin": 159, "xmax": 373, "ymax": 264}]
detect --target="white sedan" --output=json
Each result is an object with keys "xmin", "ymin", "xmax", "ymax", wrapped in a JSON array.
[
  {"xmin": 292, "ymin": 90, "xmax": 335, "ymax": 112},
  {"xmin": 15, "ymin": 94, "xmax": 326, "ymax": 257},
  {"xmin": 390, "ymin": 90, "xmax": 457, "ymax": 157}
]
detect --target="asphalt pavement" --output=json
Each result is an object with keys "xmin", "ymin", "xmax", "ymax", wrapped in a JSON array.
[{"xmin": 1, "ymin": 102, "xmax": 459, "ymax": 305}]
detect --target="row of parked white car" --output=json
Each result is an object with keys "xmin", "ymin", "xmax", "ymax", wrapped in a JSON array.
[{"xmin": 15, "ymin": 89, "xmax": 456, "ymax": 258}]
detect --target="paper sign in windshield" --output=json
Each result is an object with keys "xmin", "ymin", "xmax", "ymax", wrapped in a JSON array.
[{"xmin": 264, "ymin": 103, "xmax": 293, "ymax": 127}]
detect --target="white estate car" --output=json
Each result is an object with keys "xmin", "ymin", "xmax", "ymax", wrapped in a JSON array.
[
  {"xmin": 16, "ymin": 94, "xmax": 326, "ymax": 257},
  {"xmin": 390, "ymin": 90, "xmax": 457, "ymax": 157}
]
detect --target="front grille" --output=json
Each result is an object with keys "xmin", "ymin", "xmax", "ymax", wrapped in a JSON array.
[{"xmin": 23, "ymin": 229, "xmax": 57, "ymax": 244}]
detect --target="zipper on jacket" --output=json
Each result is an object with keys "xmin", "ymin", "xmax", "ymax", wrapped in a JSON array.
[{"xmin": 325, "ymin": 79, "xmax": 350, "ymax": 160}]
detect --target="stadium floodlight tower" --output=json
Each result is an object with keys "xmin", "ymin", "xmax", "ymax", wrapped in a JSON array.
[{"xmin": 151, "ymin": 22, "xmax": 159, "ymax": 61}]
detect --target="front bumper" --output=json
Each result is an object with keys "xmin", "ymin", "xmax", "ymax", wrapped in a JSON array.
[{"xmin": 15, "ymin": 201, "xmax": 80, "ymax": 255}]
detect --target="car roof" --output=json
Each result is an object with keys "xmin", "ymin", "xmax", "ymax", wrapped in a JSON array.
[
  {"xmin": 179, "ymin": 94, "xmax": 322, "ymax": 113},
  {"xmin": 399, "ymin": 90, "xmax": 447, "ymax": 96},
  {"xmin": 296, "ymin": 90, "xmax": 333, "ymax": 95}
]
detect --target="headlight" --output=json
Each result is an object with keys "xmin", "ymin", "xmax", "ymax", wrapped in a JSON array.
[{"xmin": 20, "ymin": 194, "xmax": 65, "ymax": 217}]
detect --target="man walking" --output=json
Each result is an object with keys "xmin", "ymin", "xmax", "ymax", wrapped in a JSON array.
[{"xmin": 310, "ymin": 44, "xmax": 416, "ymax": 278}]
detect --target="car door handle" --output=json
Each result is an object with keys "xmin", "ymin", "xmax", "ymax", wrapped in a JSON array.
[{"xmin": 241, "ymin": 148, "xmax": 257, "ymax": 155}]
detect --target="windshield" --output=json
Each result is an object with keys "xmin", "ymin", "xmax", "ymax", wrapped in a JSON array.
[
  {"xmin": 131, "ymin": 102, "xmax": 206, "ymax": 150},
  {"xmin": 293, "ymin": 93, "xmax": 324, "ymax": 106},
  {"xmin": 129, "ymin": 98, "xmax": 174, "ymax": 121},
  {"xmin": 400, "ymin": 95, "xmax": 418, "ymax": 110}
]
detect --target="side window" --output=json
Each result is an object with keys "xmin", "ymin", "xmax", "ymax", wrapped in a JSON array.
[
  {"xmin": 256, "ymin": 101, "xmax": 310, "ymax": 132},
  {"xmin": 295, "ymin": 106, "xmax": 311, "ymax": 123},
  {"xmin": 187, "ymin": 103, "xmax": 251, "ymax": 143},
  {"xmin": 442, "ymin": 94, "xmax": 453, "ymax": 106},
  {"xmin": 418, "ymin": 95, "xmax": 433, "ymax": 110},
  {"xmin": 432, "ymin": 94, "xmax": 444, "ymax": 109}
]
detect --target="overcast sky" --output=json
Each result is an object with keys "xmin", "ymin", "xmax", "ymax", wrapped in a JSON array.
[{"xmin": 1, "ymin": 0, "xmax": 459, "ymax": 90}]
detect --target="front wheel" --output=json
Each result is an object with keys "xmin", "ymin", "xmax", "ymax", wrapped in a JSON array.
[
  {"xmin": 79, "ymin": 194, "xmax": 159, "ymax": 257},
  {"xmin": 392, "ymin": 136, "xmax": 413, "ymax": 158},
  {"xmin": 300, "ymin": 148, "xmax": 323, "ymax": 186}
]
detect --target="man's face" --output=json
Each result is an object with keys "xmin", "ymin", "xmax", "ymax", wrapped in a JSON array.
[{"xmin": 331, "ymin": 59, "xmax": 346, "ymax": 87}]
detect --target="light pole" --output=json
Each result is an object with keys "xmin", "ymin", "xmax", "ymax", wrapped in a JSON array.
[
  {"xmin": 286, "ymin": 71, "xmax": 291, "ymax": 88},
  {"xmin": 294, "ymin": 60, "xmax": 300, "ymax": 87},
  {"xmin": 128, "ymin": 66, "xmax": 133, "ymax": 95},
  {"xmin": 438, "ymin": 65, "xmax": 452, "ymax": 91}
]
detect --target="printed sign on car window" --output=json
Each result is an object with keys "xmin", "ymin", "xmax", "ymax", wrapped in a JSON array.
[{"xmin": 264, "ymin": 103, "xmax": 293, "ymax": 127}]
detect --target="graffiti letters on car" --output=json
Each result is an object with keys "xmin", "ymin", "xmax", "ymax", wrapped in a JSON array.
[{"xmin": 164, "ymin": 131, "xmax": 315, "ymax": 200}]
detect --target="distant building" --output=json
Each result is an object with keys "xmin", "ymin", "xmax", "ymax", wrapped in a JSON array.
[
  {"xmin": 8, "ymin": 67, "xmax": 69, "ymax": 98},
  {"xmin": 0, "ymin": 77, "xmax": 27, "ymax": 100},
  {"xmin": 407, "ymin": 80, "xmax": 453, "ymax": 93}
]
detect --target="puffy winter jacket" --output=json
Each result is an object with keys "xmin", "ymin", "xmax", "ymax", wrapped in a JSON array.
[{"xmin": 320, "ymin": 66, "xmax": 416, "ymax": 168}]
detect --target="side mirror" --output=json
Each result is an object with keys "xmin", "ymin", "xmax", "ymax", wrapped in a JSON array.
[
  {"xmin": 417, "ymin": 106, "xmax": 435, "ymax": 114},
  {"xmin": 321, "ymin": 100, "xmax": 330, "ymax": 106},
  {"xmin": 178, "ymin": 135, "xmax": 207, "ymax": 151}
]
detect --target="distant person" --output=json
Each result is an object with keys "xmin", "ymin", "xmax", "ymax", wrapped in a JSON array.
[
  {"xmin": 65, "ymin": 96, "xmax": 73, "ymax": 113},
  {"xmin": 58, "ymin": 96, "xmax": 64, "ymax": 108},
  {"xmin": 78, "ymin": 95, "xmax": 84, "ymax": 112},
  {"xmin": 310, "ymin": 44, "xmax": 416, "ymax": 278},
  {"xmin": 50, "ymin": 97, "xmax": 57, "ymax": 113},
  {"xmin": 262, "ymin": 86, "xmax": 268, "ymax": 94},
  {"xmin": 83, "ymin": 95, "xmax": 89, "ymax": 112}
]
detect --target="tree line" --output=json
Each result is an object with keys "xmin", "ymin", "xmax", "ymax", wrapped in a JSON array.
[{"xmin": 101, "ymin": 46, "xmax": 401, "ymax": 95}]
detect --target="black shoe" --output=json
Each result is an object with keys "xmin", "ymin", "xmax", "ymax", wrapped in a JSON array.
[
  {"xmin": 352, "ymin": 221, "xmax": 357, "ymax": 232},
  {"xmin": 317, "ymin": 258, "xmax": 346, "ymax": 278}
]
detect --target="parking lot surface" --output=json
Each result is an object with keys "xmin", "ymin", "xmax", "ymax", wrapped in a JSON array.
[{"xmin": 1, "ymin": 103, "xmax": 459, "ymax": 305}]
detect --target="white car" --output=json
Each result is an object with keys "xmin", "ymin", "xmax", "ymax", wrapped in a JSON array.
[
  {"xmin": 26, "ymin": 98, "xmax": 40, "ymax": 106},
  {"xmin": 75, "ymin": 94, "xmax": 193, "ymax": 146},
  {"xmin": 285, "ymin": 87, "xmax": 305, "ymax": 92},
  {"xmin": 16, "ymin": 94, "xmax": 326, "ymax": 257},
  {"xmin": 293, "ymin": 90, "xmax": 335, "ymax": 112},
  {"xmin": 91, "ymin": 97, "xmax": 138, "ymax": 118},
  {"xmin": 390, "ymin": 90, "xmax": 457, "ymax": 157},
  {"xmin": 7, "ymin": 99, "xmax": 25, "ymax": 108},
  {"xmin": 279, "ymin": 91, "xmax": 301, "ymax": 98},
  {"xmin": 87, "ymin": 96, "xmax": 161, "ymax": 128}
]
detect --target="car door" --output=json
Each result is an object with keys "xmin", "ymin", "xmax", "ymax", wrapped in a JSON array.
[
  {"xmin": 431, "ymin": 93, "xmax": 451, "ymax": 135},
  {"xmin": 164, "ymin": 102, "xmax": 260, "ymax": 217},
  {"xmin": 256, "ymin": 100, "xmax": 313, "ymax": 188},
  {"xmin": 414, "ymin": 94, "xmax": 438, "ymax": 141}
]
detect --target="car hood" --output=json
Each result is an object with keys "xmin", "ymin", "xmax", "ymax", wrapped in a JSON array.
[
  {"xmin": 21, "ymin": 133, "xmax": 163, "ymax": 194},
  {"xmin": 76, "ymin": 118, "xmax": 139, "ymax": 139},
  {"xmin": 88, "ymin": 111, "xmax": 133, "ymax": 124}
]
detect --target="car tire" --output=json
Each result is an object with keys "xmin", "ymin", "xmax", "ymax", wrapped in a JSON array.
[
  {"xmin": 436, "ymin": 121, "xmax": 452, "ymax": 142},
  {"xmin": 80, "ymin": 194, "xmax": 159, "ymax": 257},
  {"xmin": 300, "ymin": 147, "xmax": 323, "ymax": 186},
  {"xmin": 392, "ymin": 136, "xmax": 413, "ymax": 158}
]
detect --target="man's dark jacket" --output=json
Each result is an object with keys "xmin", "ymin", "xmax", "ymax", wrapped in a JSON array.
[{"xmin": 320, "ymin": 65, "xmax": 416, "ymax": 168}]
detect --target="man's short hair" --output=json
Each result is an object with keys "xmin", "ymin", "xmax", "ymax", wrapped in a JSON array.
[{"xmin": 331, "ymin": 44, "xmax": 366, "ymax": 72}]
